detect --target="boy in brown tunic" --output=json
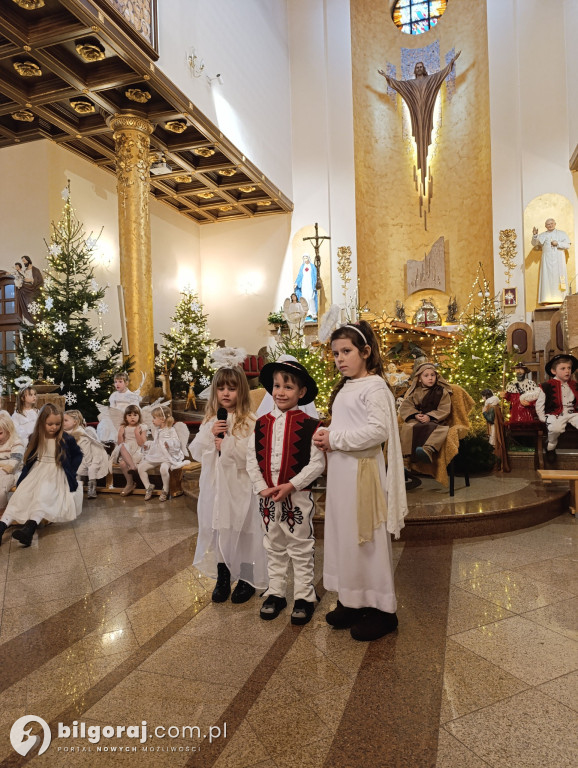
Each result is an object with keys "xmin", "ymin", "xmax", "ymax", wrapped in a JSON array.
[{"xmin": 399, "ymin": 363, "xmax": 452, "ymax": 463}]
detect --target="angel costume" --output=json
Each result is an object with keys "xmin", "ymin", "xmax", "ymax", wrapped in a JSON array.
[
  {"xmin": 138, "ymin": 425, "xmax": 187, "ymax": 493},
  {"xmin": 96, "ymin": 388, "xmax": 140, "ymax": 442},
  {"xmin": 190, "ymin": 414, "xmax": 268, "ymax": 589},
  {"xmin": 11, "ymin": 409, "xmax": 38, "ymax": 445},
  {"xmin": 0, "ymin": 433, "xmax": 24, "ymax": 508},
  {"xmin": 70, "ymin": 428, "xmax": 110, "ymax": 481},
  {"xmin": 323, "ymin": 376, "xmax": 408, "ymax": 612},
  {"xmin": 111, "ymin": 424, "xmax": 147, "ymax": 465}
]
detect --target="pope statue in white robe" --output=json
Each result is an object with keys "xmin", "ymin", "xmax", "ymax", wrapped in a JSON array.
[
  {"xmin": 532, "ymin": 218, "xmax": 571, "ymax": 304},
  {"xmin": 294, "ymin": 255, "xmax": 318, "ymax": 319}
]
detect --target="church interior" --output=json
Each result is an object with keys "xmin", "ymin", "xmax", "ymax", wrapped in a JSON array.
[{"xmin": 0, "ymin": 0, "xmax": 577, "ymax": 766}]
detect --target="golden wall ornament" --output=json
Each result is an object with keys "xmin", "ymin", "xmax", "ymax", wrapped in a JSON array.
[
  {"xmin": 219, "ymin": 205, "xmax": 233, "ymax": 212},
  {"xmin": 13, "ymin": 60, "xmax": 42, "ymax": 77},
  {"xmin": 238, "ymin": 185, "xmax": 256, "ymax": 193},
  {"xmin": 256, "ymin": 200, "xmax": 271, "ymax": 207},
  {"xmin": 70, "ymin": 97, "xmax": 95, "ymax": 114},
  {"xmin": 12, "ymin": 0, "xmax": 45, "ymax": 9},
  {"xmin": 164, "ymin": 119, "xmax": 187, "ymax": 133},
  {"xmin": 75, "ymin": 38, "xmax": 106, "ymax": 61},
  {"xmin": 125, "ymin": 88, "xmax": 151, "ymax": 103},
  {"xmin": 197, "ymin": 191, "xmax": 215, "ymax": 199},
  {"xmin": 337, "ymin": 246, "xmax": 352, "ymax": 296},
  {"xmin": 174, "ymin": 174, "xmax": 192, "ymax": 184},
  {"xmin": 217, "ymin": 168, "xmax": 236, "ymax": 177},
  {"xmin": 499, "ymin": 228, "xmax": 517, "ymax": 284},
  {"xmin": 192, "ymin": 147, "xmax": 215, "ymax": 157},
  {"xmin": 11, "ymin": 110, "xmax": 35, "ymax": 122}
]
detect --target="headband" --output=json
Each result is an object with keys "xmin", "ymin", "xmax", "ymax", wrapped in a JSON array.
[{"xmin": 342, "ymin": 324, "xmax": 368, "ymax": 344}]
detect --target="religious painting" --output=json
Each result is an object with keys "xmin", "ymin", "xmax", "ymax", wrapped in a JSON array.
[
  {"xmin": 503, "ymin": 287, "xmax": 517, "ymax": 307},
  {"xmin": 94, "ymin": 0, "xmax": 158, "ymax": 56}
]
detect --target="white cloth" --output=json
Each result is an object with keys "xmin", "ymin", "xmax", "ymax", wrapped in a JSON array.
[
  {"xmin": 96, "ymin": 389, "xmax": 140, "ymax": 442},
  {"xmin": 0, "ymin": 433, "xmax": 24, "ymax": 508},
  {"xmin": 11, "ymin": 409, "xmax": 38, "ymax": 445},
  {"xmin": 532, "ymin": 228, "xmax": 571, "ymax": 304},
  {"xmin": 142, "ymin": 426, "xmax": 186, "ymax": 467},
  {"xmin": 4, "ymin": 439, "xmax": 82, "ymax": 524},
  {"xmin": 111, "ymin": 425, "xmax": 146, "ymax": 465},
  {"xmin": 536, "ymin": 381, "xmax": 578, "ymax": 449},
  {"xmin": 70, "ymin": 428, "xmax": 110, "ymax": 480},
  {"xmin": 246, "ymin": 405, "xmax": 325, "ymax": 601},
  {"xmin": 323, "ymin": 375, "xmax": 408, "ymax": 612},
  {"xmin": 483, "ymin": 395, "xmax": 501, "ymax": 446},
  {"xmin": 190, "ymin": 414, "xmax": 268, "ymax": 588}
]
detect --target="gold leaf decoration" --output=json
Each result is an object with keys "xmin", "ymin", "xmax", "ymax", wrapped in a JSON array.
[
  {"xmin": 75, "ymin": 38, "xmax": 106, "ymax": 62},
  {"xmin": 13, "ymin": 60, "xmax": 42, "ymax": 77},
  {"xmin": 11, "ymin": 110, "xmax": 35, "ymax": 122},
  {"xmin": 125, "ymin": 88, "xmax": 152, "ymax": 104},
  {"xmin": 174, "ymin": 174, "xmax": 192, "ymax": 184},
  {"xmin": 70, "ymin": 97, "xmax": 95, "ymax": 114},
  {"xmin": 197, "ymin": 191, "xmax": 215, "ymax": 199},
  {"xmin": 217, "ymin": 168, "xmax": 236, "ymax": 177},
  {"xmin": 499, "ymin": 228, "xmax": 517, "ymax": 285},
  {"xmin": 238, "ymin": 185, "xmax": 256, "ymax": 193},
  {"xmin": 219, "ymin": 205, "xmax": 233, "ymax": 212},
  {"xmin": 12, "ymin": 0, "xmax": 45, "ymax": 9},
  {"xmin": 256, "ymin": 200, "xmax": 272, "ymax": 207},
  {"xmin": 192, "ymin": 147, "xmax": 215, "ymax": 157},
  {"xmin": 164, "ymin": 120, "xmax": 187, "ymax": 134}
]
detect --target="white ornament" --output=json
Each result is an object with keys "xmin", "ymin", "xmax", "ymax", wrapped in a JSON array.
[
  {"xmin": 64, "ymin": 391, "xmax": 77, "ymax": 405},
  {"xmin": 86, "ymin": 376, "xmax": 100, "ymax": 391},
  {"xmin": 82, "ymin": 303, "xmax": 89, "ymax": 314},
  {"xmin": 210, "ymin": 346, "xmax": 247, "ymax": 369},
  {"xmin": 54, "ymin": 320, "xmax": 67, "ymax": 335},
  {"xmin": 91, "ymin": 279, "xmax": 99, "ymax": 293},
  {"xmin": 181, "ymin": 371, "xmax": 194, "ymax": 382},
  {"xmin": 28, "ymin": 301, "xmax": 40, "ymax": 315},
  {"xmin": 83, "ymin": 355, "xmax": 95, "ymax": 368},
  {"xmin": 21, "ymin": 357, "xmax": 33, "ymax": 371},
  {"xmin": 191, "ymin": 302, "xmax": 201, "ymax": 312},
  {"xmin": 48, "ymin": 243, "xmax": 61, "ymax": 256},
  {"xmin": 192, "ymin": 358, "xmax": 198, "ymax": 371},
  {"xmin": 60, "ymin": 349, "xmax": 69, "ymax": 363},
  {"xmin": 61, "ymin": 186, "xmax": 70, "ymax": 200},
  {"xmin": 87, "ymin": 338, "xmax": 101, "ymax": 352},
  {"xmin": 199, "ymin": 375, "xmax": 211, "ymax": 387},
  {"xmin": 97, "ymin": 301, "xmax": 109, "ymax": 314},
  {"xmin": 86, "ymin": 236, "xmax": 97, "ymax": 249},
  {"xmin": 45, "ymin": 297, "xmax": 54, "ymax": 310},
  {"xmin": 59, "ymin": 381, "xmax": 64, "ymax": 391},
  {"xmin": 36, "ymin": 321, "xmax": 49, "ymax": 334},
  {"xmin": 15, "ymin": 375, "xmax": 34, "ymax": 389}
]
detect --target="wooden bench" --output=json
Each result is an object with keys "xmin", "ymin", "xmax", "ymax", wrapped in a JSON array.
[
  {"xmin": 97, "ymin": 461, "xmax": 200, "ymax": 499},
  {"xmin": 537, "ymin": 469, "xmax": 577, "ymax": 515},
  {"xmin": 506, "ymin": 422, "xmax": 545, "ymax": 469}
]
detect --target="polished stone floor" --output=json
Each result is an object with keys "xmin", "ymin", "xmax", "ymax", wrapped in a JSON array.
[{"xmin": 0, "ymin": 494, "xmax": 576, "ymax": 767}]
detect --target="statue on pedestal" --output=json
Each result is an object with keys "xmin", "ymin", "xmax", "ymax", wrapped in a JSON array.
[
  {"xmin": 294, "ymin": 255, "xmax": 318, "ymax": 319},
  {"xmin": 532, "ymin": 218, "xmax": 571, "ymax": 304}
]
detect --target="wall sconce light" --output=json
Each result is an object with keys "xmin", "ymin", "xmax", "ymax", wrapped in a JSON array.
[
  {"xmin": 206, "ymin": 73, "xmax": 223, "ymax": 86},
  {"xmin": 187, "ymin": 48, "xmax": 205, "ymax": 78}
]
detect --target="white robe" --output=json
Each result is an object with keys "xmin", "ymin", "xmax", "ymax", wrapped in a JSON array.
[
  {"xmin": 323, "ymin": 375, "xmax": 408, "ymax": 612},
  {"xmin": 11, "ymin": 409, "xmax": 38, "ymax": 445},
  {"xmin": 190, "ymin": 414, "xmax": 268, "ymax": 588},
  {"xmin": 532, "ymin": 228, "xmax": 571, "ymax": 304},
  {"xmin": 69, "ymin": 428, "xmax": 110, "ymax": 480}
]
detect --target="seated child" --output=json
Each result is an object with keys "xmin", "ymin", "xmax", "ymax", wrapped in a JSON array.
[
  {"xmin": 63, "ymin": 410, "xmax": 110, "ymax": 498},
  {"xmin": 111, "ymin": 404, "xmax": 147, "ymax": 496},
  {"xmin": 97, "ymin": 372, "xmax": 140, "ymax": 443},
  {"xmin": 138, "ymin": 406, "xmax": 186, "ymax": 502},
  {"xmin": 535, "ymin": 354, "xmax": 578, "ymax": 460},
  {"xmin": 0, "ymin": 413, "xmax": 25, "ymax": 520},
  {"xmin": 11, "ymin": 386, "xmax": 38, "ymax": 445},
  {"xmin": 246, "ymin": 360, "xmax": 325, "ymax": 625},
  {"xmin": 399, "ymin": 362, "xmax": 452, "ymax": 463}
]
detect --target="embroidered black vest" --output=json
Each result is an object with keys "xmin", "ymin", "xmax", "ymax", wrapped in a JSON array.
[
  {"xmin": 541, "ymin": 379, "xmax": 578, "ymax": 416},
  {"xmin": 254, "ymin": 409, "xmax": 319, "ymax": 488}
]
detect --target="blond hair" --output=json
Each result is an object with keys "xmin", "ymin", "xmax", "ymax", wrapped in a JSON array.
[
  {"xmin": 204, "ymin": 366, "xmax": 254, "ymax": 436},
  {"xmin": 0, "ymin": 412, "xmax": 17, "ymax": 443},
  {"xmin": 151, "ymin": 405, "xmax": 174, "ymax": 428}
]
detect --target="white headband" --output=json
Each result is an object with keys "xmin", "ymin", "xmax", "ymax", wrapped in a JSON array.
[{"xmin": 342, "ymin": 324, "xmax": 368, "ymax": 344}]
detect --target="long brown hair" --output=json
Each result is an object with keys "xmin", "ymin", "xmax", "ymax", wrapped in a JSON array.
[
  {"xmin": 327, "ymin": 320, "xmax": 386, "ymax": 416},
  {"xmin": 24, "ymin": 402, "xmax": 65, "ymax": 465},
  {"xmin": 204, "ymin": 366, "xmax": 254, "ymax": 436},
  {"xmin": 15, "ymin": 386, "xmax": 37, "ymax": 416}
]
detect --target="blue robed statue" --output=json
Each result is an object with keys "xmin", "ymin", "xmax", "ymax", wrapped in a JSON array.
[{"xmin": 294, "ymin": 254, "xmax": 318, "ymax": 319}]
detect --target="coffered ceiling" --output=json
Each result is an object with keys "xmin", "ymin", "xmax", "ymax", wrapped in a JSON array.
[{"xmin": 0, "ymin": 0, "xmax": 293, "ymax": 224}]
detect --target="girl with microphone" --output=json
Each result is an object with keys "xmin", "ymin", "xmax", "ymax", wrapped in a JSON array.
[{"xmin": 189, "ymin": 350, "xmax": 267, "ymax": 603}]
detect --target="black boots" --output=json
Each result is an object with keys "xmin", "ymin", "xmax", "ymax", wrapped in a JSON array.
[
  {"xmin": 350, "ymin": 609, "xmax": 398, "ymax": 642},
  {"xmin": 231, "ymin": 580, "xmax": 255, "ymax": 604},
  {"xmin": 12, "ymin": 520, "xmax": 38, "ymax": 548},
  {"xmin": 212, "ymin": 563, "xmax": 231, "ymax": 603},
  {"xmin": 326, "ymin": 600, "xmax": 363, "ymax": 629},
  {"xmin": 0, "ymin": 520, "xmax": 7, "ymax": 546}
]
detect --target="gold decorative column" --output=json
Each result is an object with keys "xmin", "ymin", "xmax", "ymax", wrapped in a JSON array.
[{"xmin": 109, "ymin": 113, "xmax": 154, "ymax": 395}]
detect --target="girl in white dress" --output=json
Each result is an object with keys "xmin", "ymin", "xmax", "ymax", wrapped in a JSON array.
[
  {"xmin": 138, "ymin": 406, "xmax": 186, "ymax": 502},
  {"xmin": 190, "ymin": 365, "xmax": 267, "ymax": 603},
  {"xmin": 0, "ymin": 413, "xmax": 24, "ymax": 520},
  {"xmin": 111, "ymin": 404, "xmax": 147, "ymax": 496},
  {"xmin": 313, "ymin": 320, "xmax": 408, "ymax": 641},
  {"xmin": 0, "ymin": 403, "xmax": 83, "ymax": 548},
  {"xmin": 11, "ymin": 386, "xmax": 38, "ymax": 445},
  {"xmin": 63, "ymin": 410, "xmax": 110, "ymax": 499}
]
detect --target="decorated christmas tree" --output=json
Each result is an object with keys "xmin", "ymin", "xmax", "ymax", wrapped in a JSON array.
[
  {"xmin": 156, "ymin": 289, "xmax": 217, "ymax": 397},
  {"xmin": 3, "ymin": 183, "xmax": 130, "ymax": 419}
]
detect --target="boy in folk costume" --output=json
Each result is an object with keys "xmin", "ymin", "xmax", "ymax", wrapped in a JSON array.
[
  {"xmin": 535, "ymin": 354, "xmax": 578, "ymax": 460},
  {"xmin": 246, "ymin": 360, "xmax": 325, "ymax": 625},
  {"xmin": 399, "ymin": 362, "xmax": 452, "ymax": 463}
]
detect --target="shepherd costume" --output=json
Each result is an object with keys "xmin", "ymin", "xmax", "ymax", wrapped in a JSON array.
[
  {"xmin": 399, "ymin": 363, "xmax": 452, "ymax": 459},
  {"xmin": 246, "ymin": 361, "xmax": 324, "ymax": 605}
]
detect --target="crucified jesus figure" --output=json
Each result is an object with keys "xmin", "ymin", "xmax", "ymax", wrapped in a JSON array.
[{"xmin": 378, "ymin": 51, "xmax": 461, "ymax": 192}]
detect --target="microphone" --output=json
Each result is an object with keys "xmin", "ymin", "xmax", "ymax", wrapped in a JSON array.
[{"xmin": 216, "ymin": 407, "xmax": 227, "ymax": 455}]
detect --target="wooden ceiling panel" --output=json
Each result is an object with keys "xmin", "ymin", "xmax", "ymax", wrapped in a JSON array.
[{"xmin": 0, "ymin": 0, "xmax": 293, "ymax": 224}]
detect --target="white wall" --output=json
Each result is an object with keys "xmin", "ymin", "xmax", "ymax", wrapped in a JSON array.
[
  {"xmin": 156, "ymin": 0, "xmax": 293, "ymax": 195},
  {"xmin": 487, "ymin": 0, "xmax": 577, "ymax": 320},
  {"xmin": 563, "ymin": 0, "xmax": 578, "ymax": 159}
]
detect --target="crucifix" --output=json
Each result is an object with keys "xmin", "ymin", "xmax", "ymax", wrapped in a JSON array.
[{"xmin": 303, "ymin": 223, "xmax": 330, "ymax": 291}]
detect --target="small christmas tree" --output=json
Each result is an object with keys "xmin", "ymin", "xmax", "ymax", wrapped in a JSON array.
[
  {"xmin": 156, "ymin": 289, "xmax": 217, "ymax": 397},
  {"xmin": 4, "ymin": 183, "xmax": 130, "ymax": 419}
]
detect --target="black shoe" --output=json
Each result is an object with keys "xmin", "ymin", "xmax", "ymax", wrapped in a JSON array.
[
  {"xmin": 12, "ymin": 520, "xmax": 38, "ymax": 548},
  {"xmin": 325, "ymin": 600, "xmax": 363, "ymax": 629},
  {"xmin": 260, "ymin": 595, "xmax": 287, "ymax": 620},
  {"xmin": 0, "ymin": 520, "xmax": 7, "ymax": 546},
  {"xmin": 291, "ymin": 599, "xmax": 316, "ymax": 626},
  {"xmin": 231, "ymin": 579, "xmax": 255, "ymax": 604},
  {"xmin": 350, "ymin": 608, "xmax": 398, "ymax": 641},
  {"xmin": 415, "ymin": 446, "xmax": 433, "ymax": 463},
  {"xmin": 211, "ymin": 563, "xmax": 231, "ymax": 603},
  {"xmin": 545, "ymin": 449, "xmax": 557, "ymax": 465}
]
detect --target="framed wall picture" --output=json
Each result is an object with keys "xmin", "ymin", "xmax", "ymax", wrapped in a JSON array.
[
  {"xmin": 93, "ymin": 0, "xmax": 158, "ymax": 58},
  {"xmin": 504, "ymin": 287, "xmax": 517, "ymax": 307}
]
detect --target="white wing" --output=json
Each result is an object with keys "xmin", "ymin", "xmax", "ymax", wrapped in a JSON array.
[
  {"xmin": 96, "ymin": 405, "xmax": 125, "ymax": 429},
  {"xmin": 300, "ymin": 297, "xmax": 308, "ymax": 312},
  {"xmin": 140, "ymin": 399, "xmax": 171, "ymax": 430},
  {"xmin": 173, "ymin": 421, "xmax": 191, "ymax": 458}
]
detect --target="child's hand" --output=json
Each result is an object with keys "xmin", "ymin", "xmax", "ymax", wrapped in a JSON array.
[
  {"xmin": 313, "ymin": 429, "xmax": 332, "ymax": 452},
  {"xmin": 416, "ymin": 413, "xmax": 430, "ymax": 423},
  {"xmin": 259, "ymin": 487, "xmax": 276, "ymax": 498},
  {"xmin": 211, "ymin": 420, "xmax": 228, "ymax": 437},
  {"xmin": 214, "ymin": 437, "xmax": 223, "ymax": 452},
  {"xmin": 271, "ymin": 482, "xmax": 295, "ymax": 502}
]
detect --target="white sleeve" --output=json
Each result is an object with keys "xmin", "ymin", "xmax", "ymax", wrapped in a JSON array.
[
  {"xmin": 220, "ymin": 430, "xmax": 251, "ymax": 471},
  {"xmin": 246, "ymin": 432, "xmax": 268, "ymax": 494},
  {"xmin": 189, "ymin": 420, "xmax": 215, "ymax": 462},
  {"xmin": 289, "ymin": 440, "xmax": 326, "ymax": 492},
  {"xmin": 535, "ymin": 389, "xmax": 546, "ymax": 422},
  {"xmin": 531, "ymin": 235, "xmax": 541, "ymax": 249},
  {"xmin": 558, "ymin": 232, "xmax": 571, "ymax": 249},
  {"xmin": 329, "ymin": 386, "xmax": 389, "ymax": 452}
]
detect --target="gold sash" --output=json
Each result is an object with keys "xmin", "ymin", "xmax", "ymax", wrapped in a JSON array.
[{"xmin": 354, "ymin": 449, "xmax": 388, "ymax": 544}]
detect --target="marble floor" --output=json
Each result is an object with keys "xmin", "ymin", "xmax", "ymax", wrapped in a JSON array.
[{"xmin": 0, "ymin": 494, "xmax": 576, "ymax": 768}]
